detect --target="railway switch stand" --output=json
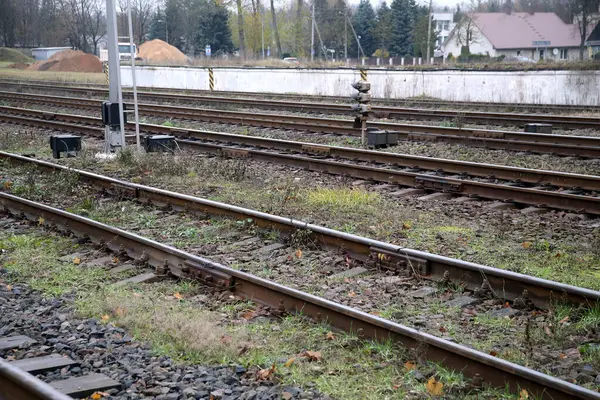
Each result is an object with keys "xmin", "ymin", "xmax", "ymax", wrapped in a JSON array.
[{"xmin": 351, "ymin": 80, "xmax": 372, "ymax": 147}]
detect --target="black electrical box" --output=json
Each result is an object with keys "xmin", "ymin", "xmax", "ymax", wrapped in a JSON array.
[
  {"xmin": 102, "ymin": 101, "xmax": 127, "ymax": 127},
  {"xmin": 144, "ymin": 135, "xmax": 176, "ymax": 152},
  {"xmin": 524, "ymin": 123, "xmax": 552, "ymax": 134},
  {"xmin": 49, "ymin": 135, "xmax": 81, "ymax": 159},
  {"xmin": 367, "ymin": 129, "xmax": 398, "ymax": 149}
]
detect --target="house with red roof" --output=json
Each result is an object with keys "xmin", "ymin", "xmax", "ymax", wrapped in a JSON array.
[{"xmin": 442, "ymin": 12, "xmax": 596, "ymax": 61}]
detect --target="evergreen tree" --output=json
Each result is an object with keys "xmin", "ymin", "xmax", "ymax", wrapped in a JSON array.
[
  {"xmin": 194, "ymin": 1, "xmax": 234, "ymax": 55},
  {"xmin": 373, "ymin": 2, "xmax": 393, "ymax": 54},
  {"xmin": 148, "ymin": 7, "xmax": 167, "ymax": 42},
  {"xmin": 352, "ymin": 0, "xmax": 376, "ymax": 57},
  {"xmin": 390, "ymin": 0, "xmax": 416, "ymax": 56},
  {"xmin": 412, "ymin": 11, "xmax": 436, "ymax": 58}
]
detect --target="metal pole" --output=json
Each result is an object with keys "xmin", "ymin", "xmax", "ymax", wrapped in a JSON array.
[
  {"xmin": 344, "ymin": 13, "xmax": 347, "ymax": 60},
  {"xmin": 261, "ymin": 15, "xmax": 265, "ymax": 58},
  {"xmin": 311, "ymin": 5, "xmax": 315, "ymax": 62},
  {"xmin": 127, "ymin": 0, "xmax": 141, "ymax": 150},
  {"xmin": 426, "ymin": 0, "xmax": 433, "ymax": 64},
  {"xmin": 165, "ymin": 19, "xmax": 168, "ymax": 43},
  {"xmin": 106, "ymin": 0, "xmax": 125, "ymax": 152}
]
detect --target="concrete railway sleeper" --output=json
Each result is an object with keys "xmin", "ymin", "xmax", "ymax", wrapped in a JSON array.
[
  {"xmin": 2, "ymin": 79, "xmax": 599, "ymax": 123},
  {"xmin": 0, "ymin": 150, "xmax": 598, "ymax": 311},
  {"xmin": 1, "ymin": 91, "xmax": 600, "ymax": 157},
  {"xmin": 2, "ymin": 111, "xmax": 600, "ymax": 215},
  {"xmin": 0, "ymin": 192, "xmax": 599, "ymax": 399}
]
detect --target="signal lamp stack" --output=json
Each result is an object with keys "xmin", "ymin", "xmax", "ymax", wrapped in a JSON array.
[{"xmin": 351, "ymin": 80, "xmax": 372, "ymax": 147}]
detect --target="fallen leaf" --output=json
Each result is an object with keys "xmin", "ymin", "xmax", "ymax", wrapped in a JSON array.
[
  {"xmin": 173, "ymin": 292, "xmax": 183, "ymax": 300},
  {"xmin": 392, "ymin": 384, "xmax": 401, "ymax": 390},
  {"xmin": 37, "ymin": 217, "xmax": 45, "ymax": 225},
  {"xmin": 295, "ymin": 249, "xmax": 303, "ymax": 258},
  {"xmin": 404, "ymin": 361, "xmax": 416, "ymax": 371},
  {"xmin": 301, "ymin": 350, "xmax": 322, "ymax": 361},
  {"xmin": 402, "ymin": 221, "xmax": 412, "ymax": 229},
  {"xmin": 112, "ymin": 257, "xmax": 119, "ymax": 263},
  {"xmin": 489, "ymin": 350, "xmax": 498, "ymax": 357},
  {"xmin": 3, "ymin": 180, "xmax": 12, "ymax": 190},
  {"xmin": 558, "ymin": 316, "xmax": 570, "ymax": 324},
  {"xmin": 241, "ymin": 310, "xmax": 256, "ymax": 320},
  {"xmin": 559, "ymin": 353, "xmax": 567, "ymax": 359},
  {"xmin": 348, "ymin": 291, "xmax": 356, "ymax": 297},
  {"xmin": 519, "ymin": 388, "xmax": 529, "ymax": 400},
  {"xmin": 6, "ymin": 284, "xmax": 12, "ymax": 291},
  {"xmin": 220, "ymin": 335, "xmax": 232, "ymax": 344},
  {"xmin": 282, "ymin": 392, "xmax": 293, "ymax": 400},
  {"xmin": 370, "ymin": 311, "xmax": 381, "ymax": 316},
  {"xmin": 554, "ymin": 252, "xmax": 561, "ymax": 258},
  {"xmin": 90, "ymin": 393, "xmax": 102, "ymax": 400},
  {"xmin": 284, "ymin": 357, "xmax": 295, "ymax": 367},
  {"xmin": 114, "ymin": 307, "xmax": 126, "ymax": 317},
  {"xmin": 325, "ymin": 331, "xmax": 336, "ymax": 340},
  {"xmin": 521, "ymin": 241, "xmax": 532, "ymax": 249},
  {"xmin": 101, "ymin": 314, "xmax": 109, "ymax": 322},
  {"xmin": 426, "ymin": 377, "xmax": 443, "ymax": 396},
  {"xmin": 73, "ymin": 257, "xmax": 81, "ymax": 265},
  {"xmin": 544, "ymin": 325, "xmax": 553, "ymax": 336},
  {"xmin": 256, "ymin": 364, "xmax": 276, "ymax": 380},
  {"xmin": 439, "ymin": 326, "xmax": 447, "ymax": 333}
]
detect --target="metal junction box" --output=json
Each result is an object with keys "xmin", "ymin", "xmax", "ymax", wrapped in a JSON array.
[
  {"xmin": 49, "ymin": 135, "xmax": 81, "ymax": 159},
  {"xmin": 524, "ymin": 123, "xmax": 552, "ymax": 134},
  {"xmin": 367, "ymin": 129, "xmax": 398, "ymax": 149},
  {"xmin": 144, "ymin": 135, "xmax": 176, "ymax": 152}
]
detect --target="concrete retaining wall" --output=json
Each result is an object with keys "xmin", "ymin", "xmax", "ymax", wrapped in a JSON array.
[{"xmin": 120, "ymin": 66, "xmax": 600, "ymax": 106}]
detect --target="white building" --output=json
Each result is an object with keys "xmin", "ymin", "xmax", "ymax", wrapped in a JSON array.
[
  {"xmin": 432, "ymin": 12, "xmax": 456, "ymax": 55},
  {"xmin": 442, "ymin": 12, "xmax": 584, "ymax": 61},
  {"xmin": 31, "ymin": 47, "xmax": 72, "ymax": 60}
]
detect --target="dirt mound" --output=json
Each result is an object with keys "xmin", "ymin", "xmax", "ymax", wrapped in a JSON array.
[
  {"xmin": 138, "ymin": 39, "xmax": 187, "ymax": 64},
  {"xmin": 0, "ymin": 48, "xmax": 33, "ymax": 63},
  {"xmin": 27, "ymin": 50, "xmax": 101, "ymax": 73},
  {"xmin": 8, "ymin": 62, "xmax": 29, "ymax": 69}
]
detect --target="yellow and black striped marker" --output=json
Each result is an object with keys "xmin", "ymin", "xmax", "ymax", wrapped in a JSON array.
[
  {"xmin": 208, "ymin": 68, "xmax": 214, "ymax": 91},
  {"xmin": 103, "ymin": 62, "xmax": 109, "ymax": 85},
  {"xmin": 360, "ymin": 69, "xmax": 367, "ymax": 81}
]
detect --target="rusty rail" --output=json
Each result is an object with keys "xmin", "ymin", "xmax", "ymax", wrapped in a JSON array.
[
  {"xmin": 1, "ymin": 91, "xmax": 600, "ymax": 158},
  {"xmin": 0, "ymin": 191, "xmax": 599, "ymax": 400},
  {"xmin": 1, "ymin": 110, "xmax": 600, "ymax": 215},
  {"xmin": 1, "ymin": 79, "xmax": 599, "ymax": 119},
  {"xmin": 0, "ymin": 358, "xmax": 72, "ymax": 400},
  {"xmin": 1, "ymin": 151, "xmax": 599, "ymax": 310}
]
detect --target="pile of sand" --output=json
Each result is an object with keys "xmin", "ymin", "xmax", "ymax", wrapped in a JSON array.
[
  {"xmin": 27, "ymin": 49, "xmax": 101, "ymax": 73},
  {"xmin": 138, "ymin": 39, "xmax": 187, "ymax": 64}
]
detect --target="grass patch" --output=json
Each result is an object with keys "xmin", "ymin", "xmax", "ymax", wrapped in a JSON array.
[
  {"xmin": 0, "ymin": 48, "xmax": 34, "ymax": 63},
  {"xmin": 306, "ymin": 187, "xmax": 380, "ymax": 211},
  {"xmin": 0, "ymin": 233, "xmax": 106, "ymax": 296}
]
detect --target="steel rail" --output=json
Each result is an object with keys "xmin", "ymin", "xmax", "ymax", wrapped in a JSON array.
[
  {"xmin": 2, "ymin": 105, "xmax": 600, "ymax": 191},
  {"xmin": 0, "ymin": 358, "xmax": 73, "ymax": 400},
  {"xmin": 1, "ymin": 150, "xmax": 599, "ymax": 310},
  {"xmin": 0, "ymin": 192, "xmax": 599, "ymax": 400},
  {"xmin": 2, "ymin": 111, "xmax": 600, "ymax": 215},
  {"xmin": 2, "ymin": 91, "xmax": 600, "ymax": 157},
  {"xmin": 1, "ymin": 79, "xmax": 598, "ymax": 116}
]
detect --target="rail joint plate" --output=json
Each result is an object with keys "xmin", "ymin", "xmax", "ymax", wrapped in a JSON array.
[{"xmin": 415, "ymin": 176, "xmax": 463, "ymax": 193}]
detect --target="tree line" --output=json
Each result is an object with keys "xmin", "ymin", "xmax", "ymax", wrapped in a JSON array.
[{"xmin": 0, "ymin": 0, "xmax": 597, "ymax": 60}]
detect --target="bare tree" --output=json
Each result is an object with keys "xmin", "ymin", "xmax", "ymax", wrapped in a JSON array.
[
  {"xmin": 133, "ymin": 0, "xmax": 154, "ymax": 43},
  {"xmin": 236, "ymin": 0, "xmax": 246, "ymax": 57},
  {"xmin": 58, "ymin": 0, "xmax": 92, "ymax": 52},
  {"xmin": 455, "ymin": 14, "xmax": 481, "ymax": 55},
  {"xmin": 89, "ymin": 0, "xmax": 106, "ymax": 54},
  {"xmin": 270, "ymin": 0, "xmax": 281, "ymax": 56},
  {"xmin": 568, "ymin": 0, "xmax": 600, "ymax": 60}
]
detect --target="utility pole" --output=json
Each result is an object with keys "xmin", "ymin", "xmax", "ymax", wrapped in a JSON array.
[
  {"xmin": 426, "ymin": 0, "xmax": 433, "ymax": 63},
  {"xmin": 126, "ymin": 0, "xmax": 140, "ymax": 150},
  {"xmin": 344, "ymin": 13, "xmax": 347, "ymax": 60},
  {"xmin": 104, "ymin": 0, "xmax": 125, "ymax": 153},
  {"xmin": 261, "ymin": 14, "xmax": 265, "ymax": 58},
  {"xmin": 311, "ymin": 5, "xmax": 315, "ymax": 62}
]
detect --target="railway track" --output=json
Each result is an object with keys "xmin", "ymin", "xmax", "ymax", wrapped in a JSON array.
[
  {"xmin": 0, "ymin": 177, "xmax": 599, "ymax": 399},
  {"xmin": 1, "ymin": 150, "xmax": 600, "ymax": 309},
  {"xmin": 2, "ymin": 78, "xmax": 598, "ymax": 115},
  {"xmin": 2, "ymin": 91, "xmax": 600, "ymax": 158},
  {"xmin": 2, "ymin": 108, "xmax": 600, "ymax": 215}
]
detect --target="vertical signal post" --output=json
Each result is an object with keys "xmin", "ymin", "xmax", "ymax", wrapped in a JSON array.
[{"xmin": 351, "ymin": 79, "xmax": 372, "ymax": 147}]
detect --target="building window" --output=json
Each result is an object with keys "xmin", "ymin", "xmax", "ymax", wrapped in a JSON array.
[
  {"xmin": 539, "ymin": 49, "xmax": 545, "ymax": 60},
  {"xmin": 443, "ymin": 21, "xmax": 449, "ymax": 30},
  {"xmin": 560, "ymin": 49, "xmax": 568, "ymax": 60},
  {"xmin": 516, "ymin": 50, "xmax": 521, "ymax": 56}
]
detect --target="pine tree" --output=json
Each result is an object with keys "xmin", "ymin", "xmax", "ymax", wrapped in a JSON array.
[
  {"xmin": 194, "ymin": 1, "xmax": 234, "ymax": 55},
  {"xmin": 390, "ymin": 0, "xmax": 416, "ymax": 56},
  {"xmin": 148, "ymin": 7, "xmax": 167, "ymax": 42},
  {"xmin": 353, "ymin": 0, "xmax": 376, "ymax": 57},
  {"xmin": 373, "ymin": 2, "xmax": 393, "ymax": 54}
]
